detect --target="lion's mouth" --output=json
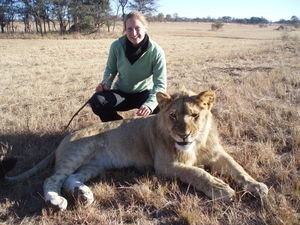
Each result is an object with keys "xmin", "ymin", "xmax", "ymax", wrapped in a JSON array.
[{"xmin": 176, "ymin": 141, "xmax": 193, "ymax": 146}]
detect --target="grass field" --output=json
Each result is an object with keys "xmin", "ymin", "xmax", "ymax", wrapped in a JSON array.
[{"xmin": 0, "ymin": 22, "xmax": 299, "ymax": 225}]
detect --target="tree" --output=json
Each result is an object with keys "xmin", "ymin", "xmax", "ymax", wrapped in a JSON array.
[
  {"xmin": 290, "ymin": 16, "xmax": 300, "ymax": 28},
  {"xmin": 165, "ymin": 13, "xmax": 171, "ymax": 21},
  {"xmin": 31, "ymin": 0, "xmax": 53, "ymax": 35},
  {"xmin": 118, "ymin": 0, "xmax": 128, "ymax": 19},
  {"xmin": 291, "ymin": 15, "xmax": 299, "ymax": 25},
  {"xmin": 0, "ymin": 2, "xmax": 8, "ymax": 33},
  {"xmin": 68, "ymin": 0, "xmax": 83, "ymax": 32},
  {"xmin": 172, "ymin": 12, "xmax": 178, "ymax": 21},
  {"xmin": 19, "ymin": 0, "xmax": 32, "ymax": 32},
  {"xmin": 90, "ymin": 0, "xmax": 111, "ymax": 31},
  {"xmin": 68, "ymin": 0, "xmax": 111, "ymax": 33},
  {"xmin": 156, "ymin": 12, "xmax": 163, "ymax": 22},
  {"xmin": 51, "ymin": 0, "xmax": 70, "ymax": 34},
  {"xmin": 249, "ymin": 17, "xmax": 268, "ymax": 24},
  {"xmin": 221, "ymin": 16, "xmax": 232, "ymax": 23},
  {"xmin": 129, "ymin": 0, "xmax": 158, "ymax": 15},
  {"xmin": 291, "ymin": 16, "xmax": 299, "ymax": 23},
  {"xmin": 110, "ymin": 0, "xmax": 122, "ymax": 32},
  {"xmin": 0, "ymin": 0, "xmax": 17, "ymax": 33}
]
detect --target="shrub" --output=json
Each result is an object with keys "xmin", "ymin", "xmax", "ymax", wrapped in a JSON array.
[
  {"xmin": 259, "ymin": 24, "xmax": 268, "ymax": 28},
  {"xmin": 281, "ymin": 32, "xmax": 300, "ymax": 42},
  {"xmin": 211, "ymin": 22, "xmax": 224, "ymax": 31}
]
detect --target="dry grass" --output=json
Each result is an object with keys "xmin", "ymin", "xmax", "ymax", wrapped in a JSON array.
[{"xmin": 0, "ymin": 22, "xmax": 299, "ymax": 225}]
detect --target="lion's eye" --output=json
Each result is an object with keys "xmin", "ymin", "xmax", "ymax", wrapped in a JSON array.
[
  {"xmin": 169, "ymin": 112, "xmax": 177, "ymax": 121},
  {"xmin": 192, "ymin": 113, "xmax": 199, "ymax": 119}
]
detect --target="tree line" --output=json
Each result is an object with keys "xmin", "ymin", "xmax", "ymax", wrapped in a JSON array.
[
  {"xmin": 0, "ymin": 0, "xmax": 158, "ymax": 35},
  {"xmin": 152, "ymin": 14, "xmax": 270, "ymax": 24},
  {"xmin": 154, "ymin": 13, "xmax": 300, "ymax": 26},
  {"xmin": 1, "ymin": 0, "xmax": 299, "ymax": 35}
]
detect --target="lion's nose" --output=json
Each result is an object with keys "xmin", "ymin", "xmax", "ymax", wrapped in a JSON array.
[{"xmin": 178, "ymin": 132, "xmax": 191, "ymax": 140}]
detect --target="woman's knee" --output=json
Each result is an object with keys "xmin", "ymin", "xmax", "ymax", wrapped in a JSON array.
[{"xmin": 89, "ymin": 93, "xmax": 107, "ymax": 115}]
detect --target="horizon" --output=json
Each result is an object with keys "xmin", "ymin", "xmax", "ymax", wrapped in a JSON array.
[{"xmin": 157, "ymin": 0, "xmax": 300, "ymax": 22}]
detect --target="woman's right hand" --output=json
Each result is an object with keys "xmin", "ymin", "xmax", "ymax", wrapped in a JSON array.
[{"xmin": 95, "ymin": 83, "xmax": 109, "ymax": 93}]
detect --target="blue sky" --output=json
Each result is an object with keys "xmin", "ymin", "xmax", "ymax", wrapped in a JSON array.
[{"xmin": 157, "ymin": 0, "xmax": 300, "ymax": 21}]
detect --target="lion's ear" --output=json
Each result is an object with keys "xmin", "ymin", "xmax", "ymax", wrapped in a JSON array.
[
  {"xmin": 197, "ymin": 91, "xmax": 216, "ymax": 110},
  {"xmin": 157, "ymin": 92, "xmax": 172, "ymax": 108}
]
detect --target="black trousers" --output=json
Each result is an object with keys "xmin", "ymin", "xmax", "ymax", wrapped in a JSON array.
[{"xmin": 89, "ymin": 90, "xmax": 159, "ymax": 122}]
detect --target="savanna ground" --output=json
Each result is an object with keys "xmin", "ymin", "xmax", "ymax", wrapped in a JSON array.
[{"xmin": 0, "ymin": 22, "xmax": 299, "ymax": 225}]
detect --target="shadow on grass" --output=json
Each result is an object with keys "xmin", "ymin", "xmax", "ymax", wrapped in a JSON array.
[
  {"xmin": 0, "ymin": 131, "xmax": 67, "ymax": 218},
  {"xmin": 0, "ymin": 131, "xmax": 269, "ymax": 224},
  {"xmin": 0, "ymin": 131, "xmax": 181, "ymax": 221}
]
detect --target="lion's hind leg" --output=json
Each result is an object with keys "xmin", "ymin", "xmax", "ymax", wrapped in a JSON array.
[
  {"xmin": 44, "ymin": 173, "xmax": 70, "ymax": 211},
  {"xmin": 44, "ymin": 153, "xmax": 97, "ymax": 210},
  {"xmin": 63, "ymin": 162, "xmax": 105, "ymax": 207},
  {"xmin": 44, "ymin": 164, "xmax": 99, "ymax": 210}
]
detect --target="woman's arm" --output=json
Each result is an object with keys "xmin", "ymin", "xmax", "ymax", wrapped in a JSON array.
[
  {"xmin": 101, "ymin": 41, "xmax": 119, "ymax": 88},
  {"xmin": 143, "ymin": 46, "xmax": 167, "ymax": 111}
]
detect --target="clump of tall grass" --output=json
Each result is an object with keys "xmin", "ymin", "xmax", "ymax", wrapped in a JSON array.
[
  {"xmin": 281, "ymin": 32, "xmax": 300, "ymax": 42},
  {"xmin": 211, "ymin": 22, "xmax": 224, "ymax": 31}
]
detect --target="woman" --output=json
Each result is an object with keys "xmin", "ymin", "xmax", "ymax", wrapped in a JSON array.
[{"xmin": 89, "ymin": 11, "xmax": 167, "ymax": 122}]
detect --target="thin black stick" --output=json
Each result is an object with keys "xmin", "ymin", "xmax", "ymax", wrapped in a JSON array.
[
  {"xmin": 64, "ymin": 74, "xmax": 112, "ymax": 130},
  {"xmin": 64, "ymin": 99, "xmax": 91, "ymax": 130}
]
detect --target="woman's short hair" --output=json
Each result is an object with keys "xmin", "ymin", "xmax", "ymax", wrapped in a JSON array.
[{"xmin": 123, "ymin": 11, "xmax": 148, "ymax": 33}]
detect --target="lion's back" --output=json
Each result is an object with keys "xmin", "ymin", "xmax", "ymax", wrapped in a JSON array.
[{"xmin": 55, "ymin": 116, "xmax": 157, "ymax": 169}]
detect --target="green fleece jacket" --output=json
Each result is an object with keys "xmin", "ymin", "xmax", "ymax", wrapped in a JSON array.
[{"xmin": 101, "ymin": 35, "xmax": 167, "ymax": 111}]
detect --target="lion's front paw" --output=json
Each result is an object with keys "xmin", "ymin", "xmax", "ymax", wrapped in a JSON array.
[
  {"xmin": 207, "ymin": 178, "xmax": 236, "ymax": 202},
  {"xmin": 246, "ymin": 182, "xmax": 268, "ymax": 198},
  {"xmin": 73, "ymin": 185, "xmax": 94, "ymax": 206},
  {"xmin": 45, "ymin": 195, "xmax": 68, "ymax": 211}
]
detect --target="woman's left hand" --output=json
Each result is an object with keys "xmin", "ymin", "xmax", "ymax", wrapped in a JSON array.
[{"xmin": 136, "ymin": 105, "xmax": 151, "ymax": 116}]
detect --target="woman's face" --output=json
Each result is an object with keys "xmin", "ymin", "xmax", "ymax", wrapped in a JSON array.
[{"xmin": 125, "ymin": 18, "xmax": 146, "ymax": 46}]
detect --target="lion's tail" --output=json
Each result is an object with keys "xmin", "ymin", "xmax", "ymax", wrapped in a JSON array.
[{"xmin": 0, "ymin": 153, "xmax": 55, "ymax": 184}]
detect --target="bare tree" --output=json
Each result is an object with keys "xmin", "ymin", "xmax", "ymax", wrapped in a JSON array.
[
  {"xmin": 0, "ymin": 1, "xmax": 8, "ymax": 33},
  {"xmin": 1, "ymin": 0, "xmax": 17, "ymax": 33},
  {"xmin": 52, "ymin": 0, "xmax": 69, "ymax": 34},
  {"xmin": 19, "ymin": 0, "xmax": 53, "ymax": 35},
  {"xmin": 33, "ymin": 0, "xmax": 47, "ymax": 35},
  {"xmin": 91, "ymin": 0, "xmax": 111, "ymax": 31},
  {"xmin": 20, "ymin": 0, "xmax": 32, "ymax": 32},
  {"xmin": 156, "ymin": 12, "xmax": 164, "ymax": 22},
  {"xmin": 110, "ymin": 0, "xmax": 121, "ymax": 31},
  {"xmin": 68, "ymin": 0, "xmax": 84, "ymax": 32},
  {"xmin": 128, "ymin": 0, "xmax": 158, "ymax": 15},
  {"xmin": 1, "ymin": 0, "xmax": 118, "ymax": 35},
  {"xmin": 118, "ymin": 0, "xmax": 128, "ymax": 19}
]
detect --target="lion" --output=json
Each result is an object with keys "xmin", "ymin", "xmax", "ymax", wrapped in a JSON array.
[{"xmin": 2, "ymin": 90, "xmax": 268, "ymax": 211}]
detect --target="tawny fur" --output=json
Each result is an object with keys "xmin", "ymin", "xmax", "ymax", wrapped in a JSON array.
[{"xmin": 3, "ymin": 90, "xmax": 268, "ymax": 210}]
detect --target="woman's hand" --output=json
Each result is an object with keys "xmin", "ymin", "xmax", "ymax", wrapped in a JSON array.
[
  {"xmin": 136, "ymin": 105, "xmax": 151, "ymax": 116},
  {"xmin": 95, "ymin": 83, "xmax": 109, "ymax": 93}
]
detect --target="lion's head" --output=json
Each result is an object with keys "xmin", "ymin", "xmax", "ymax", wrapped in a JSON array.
[{"xmin": 156, "ymin": 90, "xmax": 215, "ymax": 152}]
